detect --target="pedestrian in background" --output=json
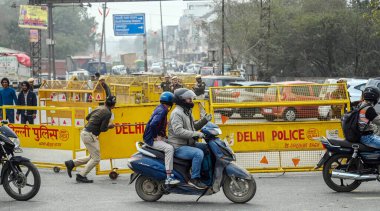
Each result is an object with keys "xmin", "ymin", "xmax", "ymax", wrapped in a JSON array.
[
  {"xmin": 160, "ymin": 75, "xmax": 172, "ymax": 92},
  {"xmin": 16, "ymin": 81, "xmax": 37, "ymax": 124},
  {"xmin": 0, "ymin": 78, "xmax": 17, "ymax": 123},
  {"xmin": 99, "ymin": 76, "xmax": 111, "ymax": 98},
  {"xmin": 28, "ymin": 78, "xmax": 43, "ymax": 92},
  {"xmin": 65, "ymin": 96, "xmax": 116, "ymax": 183},
  {"xmin": 95, "ymin": 72, "xmax": 100, "ymax": 80}
]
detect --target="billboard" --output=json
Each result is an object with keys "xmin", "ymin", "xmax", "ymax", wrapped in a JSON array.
[{"xmin": 18, "ymin": 5, "xmax": 48, "ymax": 30}]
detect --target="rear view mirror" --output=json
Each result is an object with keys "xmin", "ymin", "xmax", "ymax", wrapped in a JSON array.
[{"xmin": 1, "ymin": 120, "xmax": 9, "ymax": 125}]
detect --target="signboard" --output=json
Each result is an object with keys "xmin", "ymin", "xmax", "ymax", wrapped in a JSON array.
[
  {"xmin": 18, "ymin": 5, "xmax": 48, "ymax": 30},
  {"xmin": 113, "ymin": 13, "xmax": 145, "ymax": 36},
  {"xmin": 0, "ymin": 56, "xmax": 18, "ymax": 75},
  {"xmin": 29, "ymin": 29, "xmax": 39, "ymax": 43},
  {"xmin": 9, "ymin": 124, "xmax": 80, "ymax": 150},
  {"xmin": 219, "ymin": 121, "xmax": 343, "ymax": 152}
]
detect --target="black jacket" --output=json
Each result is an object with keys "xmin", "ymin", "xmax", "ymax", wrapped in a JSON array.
[{"xmin": 17, "ymin": 91, "xmax": 37, "ymax": 115}]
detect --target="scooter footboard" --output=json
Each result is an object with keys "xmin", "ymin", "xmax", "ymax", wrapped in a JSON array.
[{"xmin": 225, "ymin": 163, "xmax": 252, "ymax": 180}]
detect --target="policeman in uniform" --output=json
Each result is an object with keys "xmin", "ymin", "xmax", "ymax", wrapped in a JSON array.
[
  {"xmin": 170, "ymin": 76, "xmax": 183, "ymax": 93},
  {"xmin": 193, "ymin": 75, "xmax": 206, "ymax": 100},
  {"xmin": 160, "ymin": 75, "xmax": 172, "ymax": 92}
]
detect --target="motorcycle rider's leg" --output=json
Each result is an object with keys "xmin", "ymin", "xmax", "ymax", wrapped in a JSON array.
[
  {"xmin": 152, "ymin": 140, "xmax": 180, "ymax": 185},
  {"xmin": 175, "ymin": 146, "xmax": 207, "ymax": 189},
  {"xmin": 361, "ymin": 134, "xmax": 380, "ymax": 149}
]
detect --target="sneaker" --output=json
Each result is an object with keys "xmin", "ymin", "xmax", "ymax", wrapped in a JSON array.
[
  {"xmin": 165, "ymin": 176, "xmax": 180, "ymax": 185},
  {"xmin": 188, "ymin": 179, "xmax": 207, "ymax": 189},
  {"xmin": 76, "ymin": 174, "xmax": 93, "ymax": 183},
  {"xmin": 65, "ymin": 160, "xmax": 75, "ymax": 178}
]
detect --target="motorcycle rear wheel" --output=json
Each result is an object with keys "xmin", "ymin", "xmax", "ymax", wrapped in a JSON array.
[
  {"xmin": 322, "ymin": 154, "xmax": 361, "ymax": 192},
  {"xmin": 3, "ymin": 161, "xmax": 41, "ymax": 201},
  {"xmin": 135, "ymin": 175, "xmax": 163, "ymax": 202},
  {"xmin": 223, "ymin": 176, "xmax": 256, "ymax": 203}
]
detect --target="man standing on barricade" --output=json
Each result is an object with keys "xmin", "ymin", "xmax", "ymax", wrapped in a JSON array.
[
  {"xmin": 99, "ymin": 76, "xmax": 111, "ymax": 98},
  {"xmin": 64, "ymin": 96, "xmax": 116, "ymax": 183},
  {"xmin": 0, "ymin": 77, "xmax": 18, "ymax": 123},
  {"xmin": 16, "ymin": 81, "xmax": 37, "ymax": 124}
]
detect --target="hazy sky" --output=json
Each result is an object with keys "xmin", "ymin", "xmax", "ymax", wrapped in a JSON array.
[{"xmin": 88, "ymin": 1, "xmax": 200, "ymax": 40}]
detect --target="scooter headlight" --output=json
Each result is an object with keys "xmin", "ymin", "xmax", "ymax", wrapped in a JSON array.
[{"xmin": 9, "ymin": 137, "xmax": 20, "ymax": 148}]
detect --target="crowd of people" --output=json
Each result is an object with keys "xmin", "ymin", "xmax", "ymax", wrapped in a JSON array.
[{"xmin": 160, "ymin": 74, "xmax": 206, "ymax": 100}]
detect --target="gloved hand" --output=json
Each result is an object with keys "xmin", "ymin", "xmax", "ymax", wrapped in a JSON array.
[
  {"xmin": 193, "ymin": 131, "xmax": 204, "ymax": 139},
  {"xmin": 204, "ymin": 114, "xmax": 212, "ymax": 122}
]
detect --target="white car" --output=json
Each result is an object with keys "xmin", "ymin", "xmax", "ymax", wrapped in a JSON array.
[
  {"xmin": 186, "ymin": 64, "xmax": 201, "ymax": 74},
  {"xmin": 318, "ymin": 79, "xmax": 367, "ymax": 120},
  {"xmin": 150, "ymin": 62, "xmax": 162, "ymax": 72}
]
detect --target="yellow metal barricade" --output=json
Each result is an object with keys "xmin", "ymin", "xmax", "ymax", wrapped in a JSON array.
[
  {"xmin": 209, "ymin": 83, "xmax": 350, "ymax": 172},
  {"xmin": 1, "ymin": 105, "xmax": 88, "ymax": 172}
]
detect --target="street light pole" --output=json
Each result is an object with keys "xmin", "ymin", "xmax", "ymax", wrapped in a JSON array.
[
  {"xmin": 221, "ymin": 0, "xmax": 225, "ymax": 75},
  {"xmin": 160, "ymin": 0, "xmax": 166, "ymax": 74},
  {"xmin": 98, "ymin": 2, "xmax": 107, "ymax": 73}
]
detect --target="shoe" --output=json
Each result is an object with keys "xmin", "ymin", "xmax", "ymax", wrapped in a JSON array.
[
  {"xmin": 65, "ymin": 160, "xmax": 74, "ymax": 178},
  {"xmin": 76, "ymin": 174, "xmax": 93, "ymax": 183},
  {"xmin": 188, "ymin": 179, "xmax": 207, "ymax": 189},
  {"xmin": 165, "ymin": 176, "xmax": 180, "ymax": 185}
]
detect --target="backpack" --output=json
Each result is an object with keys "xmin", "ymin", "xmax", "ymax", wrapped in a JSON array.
[{"xmin": 341, "ymin": 105, "xmax": 369, "ymax": 143}]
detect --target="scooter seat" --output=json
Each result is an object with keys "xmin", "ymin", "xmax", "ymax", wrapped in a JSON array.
[
  {"xmin": 328, "ymin": 138, "xmax": 378, "ymax": 152},
  {"xmin": 142, "ymin": 146, "xmax": 191, "ymax": 167}
]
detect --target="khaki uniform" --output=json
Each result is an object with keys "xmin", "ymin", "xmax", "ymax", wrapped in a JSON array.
[
  {"xmin": 160, "ymin": 81, "xmax": 172, "ymax": 92},
  {"xmin": 171, "ymin": 83, "xmax": 183, "ymax": 93}
]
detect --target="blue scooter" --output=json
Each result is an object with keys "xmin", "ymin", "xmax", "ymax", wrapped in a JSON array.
[{"xmin": 127, "ymin": 122, "xmax": 256, "ymax": 203}]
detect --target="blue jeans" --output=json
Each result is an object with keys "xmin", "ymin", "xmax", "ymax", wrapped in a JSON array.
[
  {"xmin": 5, "ymin": 109, "xmax": 14, "ymax": 123},
  {"xmin": 361, "ymin": 135, "xmax": 380, "ymax": 149},
  {"xmin": 175, "ymin": 143, "xmax": 207, "ymax": 179}
]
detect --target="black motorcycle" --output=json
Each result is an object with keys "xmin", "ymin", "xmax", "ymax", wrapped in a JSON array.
[
  {"xmin": 315, "ymin": 136, "xmax": 380, "ymax": 192},
  {"xmin": 0, "ymin": 120, "xmax": 40, "ymax": 201}
]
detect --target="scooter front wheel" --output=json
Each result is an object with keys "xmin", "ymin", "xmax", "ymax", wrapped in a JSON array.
[
  {"xmin": 135, "ymin": 175, "xmax": 163, "ymax": 202},
  {"xmin": 223, "ymin": 176, "xmax": 256, "ymax": 203}
]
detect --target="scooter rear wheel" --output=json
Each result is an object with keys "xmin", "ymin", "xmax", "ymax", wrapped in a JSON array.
[
  {"xmin": 223, "ymin": 176, "xmax": 256, "ymax": 203},
  {"xmin": 135, "ymin": 175, "xmax": 163, "ymax": 202}
]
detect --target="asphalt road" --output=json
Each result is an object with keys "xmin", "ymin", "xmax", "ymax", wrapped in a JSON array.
[{"xmin": 1, "ymin": 170, "xmax": 380, "ymax": 211}]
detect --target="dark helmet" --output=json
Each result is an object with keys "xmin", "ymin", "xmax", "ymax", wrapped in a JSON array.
[
  {"xmin": 160, "ymin": 92, "xmax": 174, "ymax": 106},
  {"xmin": 173, "ymin": 88, "xmax": 196, "ymax": 109},
  {"xmin": 363, "ymin": 86, "xmax": 380, "ymax": 104},
  {"xmin": 105, "ymin": 95, "xmax": 117, "ymax": 107},
  {"xmin": 201, "ymin": 122, "xmax": 222, "ymax": 140}
]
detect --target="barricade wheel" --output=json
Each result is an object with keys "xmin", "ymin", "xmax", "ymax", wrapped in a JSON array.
[
  {"xmin": 109, "ymin": 171, "xmax": 119, "ymax": 180},
  {"xmin": 53, "ymin": 167, "xmax": 60, "ymax": 173}
]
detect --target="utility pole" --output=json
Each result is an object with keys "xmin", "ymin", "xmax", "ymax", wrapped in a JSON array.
[
  {"xmin": 221, "ymin": 0, "xmax": 225, "ymax": 75},
  {"xmin": 98, "ymin": 2, "xmax": 107, "ymax": 73},
  {"xmin": 143, "ymin": 34, "xmax": 148, "ymax": 72},
  {"xmin": 47, "ymin": 3, "xmax": 53, "ymax": 80},
  {"xmin": 160, "ymin": 0, "xmax": 166, "ymax": 74}
]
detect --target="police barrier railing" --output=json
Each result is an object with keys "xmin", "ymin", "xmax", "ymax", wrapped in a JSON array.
[
  {"xmin": 0, "ymin": 105, "xmax": 88, "ymax": 172},
  {"xmin": 96, "ymin": 101, "xmax": 209, "ymax": 177},
  {"xmin": 207, "ymin": 83, "xmax": 349, "ymax": 172}
]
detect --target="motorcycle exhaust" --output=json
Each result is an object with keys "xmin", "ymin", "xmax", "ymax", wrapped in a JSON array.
[{"xmin": 331, "ymin": 170, "xmax": 379, "ymax": 181}]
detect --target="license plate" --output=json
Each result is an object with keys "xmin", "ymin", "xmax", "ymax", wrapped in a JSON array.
[{"xmin": 264, "ymin": 108, "xmax": 272, "ymax": 113}]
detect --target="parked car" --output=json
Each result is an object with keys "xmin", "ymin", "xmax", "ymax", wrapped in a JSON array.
[
  {"xmin": 261, "ymin": 81, "xmax": 320, "ymax": 121},
  {"xmin": 186, "ymin": 64, "xmax": 202, "ymax": 74},
  {"xmin": 150, "ymin": 62, "xmax": 162, "ymax": 72},
  {"xmin": 318, "ymin": 79, "xmax": 367, "ymax": 120},
  {"xmin": 203, "ymin": 76, "xmax": 246, "ymax": 117},
  {"xmin": 214, "ymin": 81, "xmax": 271, "ymax": 118}
]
